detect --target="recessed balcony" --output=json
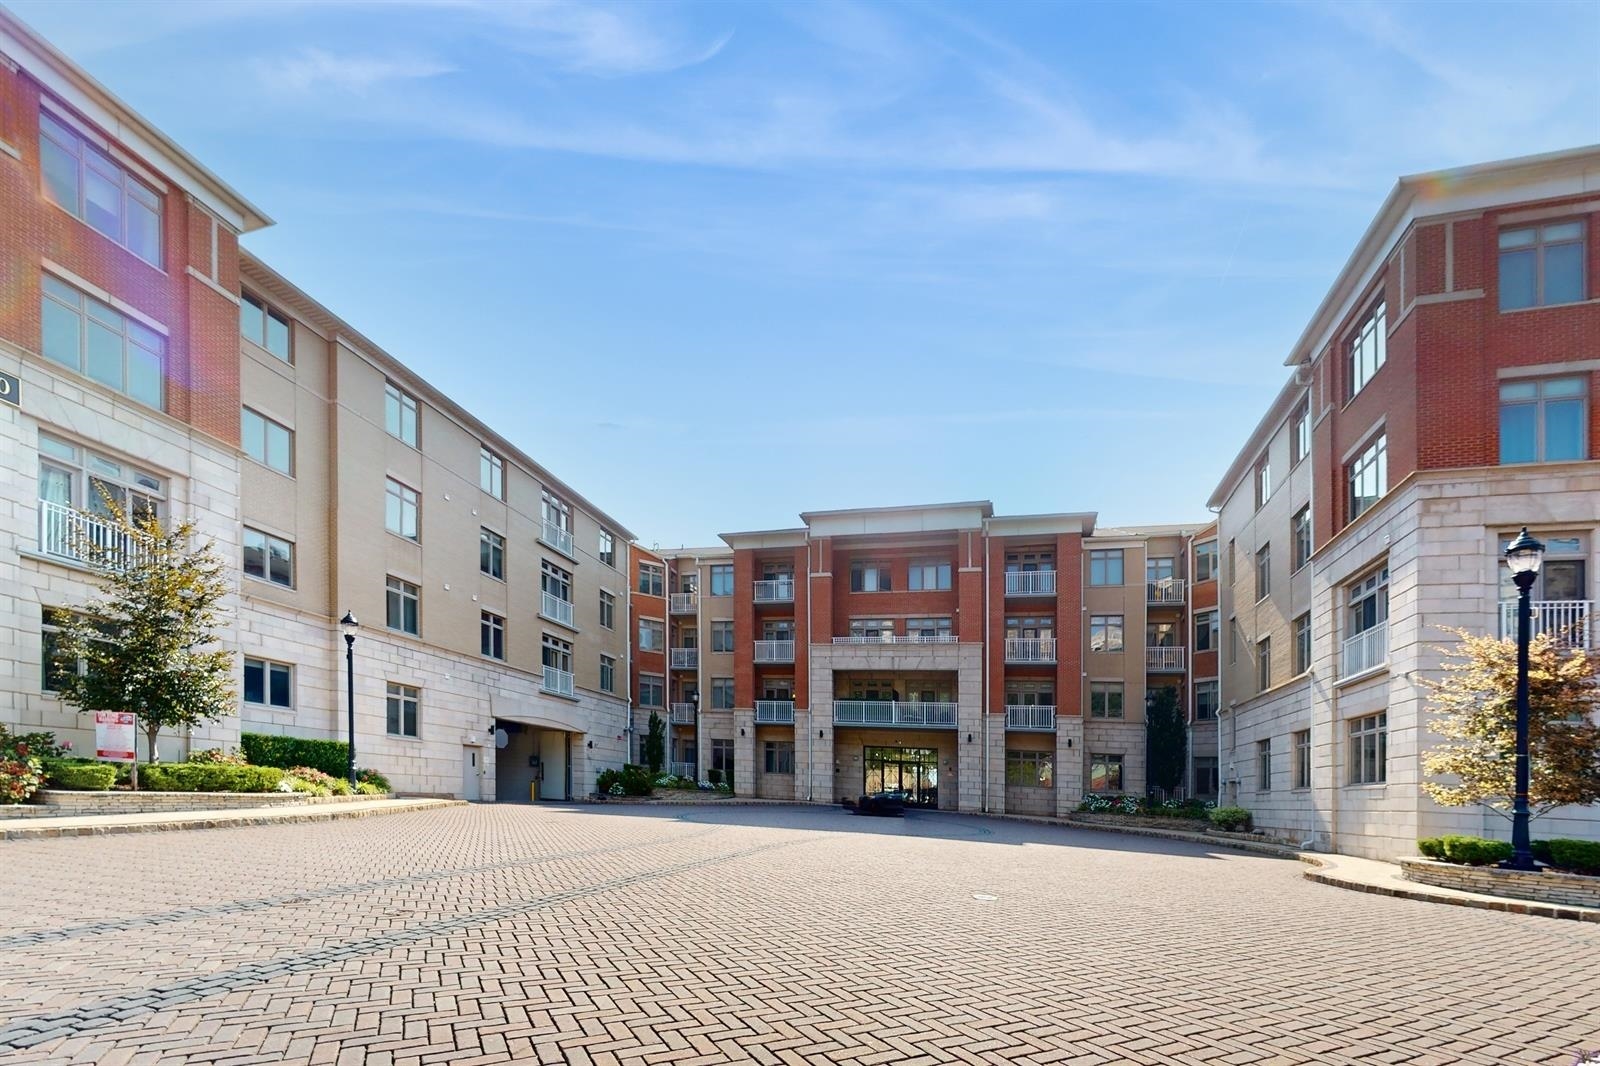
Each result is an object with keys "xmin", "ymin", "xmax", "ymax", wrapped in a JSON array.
[
  {"xmin": 670, "ymin": 647, "xmax": 698, "ymax": 670},
  {"xmin": 1147, "ymin": 579, "xmax": 1186, "ymax": 605},
  {"xmin": 1005, "ymin": 570, "xmax": 1056, "ymax": 596},
  {"xmin": 832, "ymin": 633, "xmax": 957, "ymax": 645},
  {"xmin": 1005, "ymin": 705, "xmax": 1057, "ymax": 731},
  {"xmin": 669, "ymin": 702, "xmax": 696, "ymax": 725},
  {"xmin": 1005, "ymin": 638, "xmax": 1056, "ymax": 663},
  {"xmin": 754, "ymin": 639, "xmax": 795, "ymax": 663},
  {"xmin": 833, "ymin": 701, "xmax": 957, "ymax": 728},
  {"xmin": 755, "ymin": 700, "xmax": 796, "ymax": 724},
  {"xmin": 669, "ymin": 592, "xmax": 699, "ymax": 614},
  {"xmin": 1146, "ymin": 646, "xmax": 1186, "ymax": 672},
  {"xmin": 754, "ymin": 578, "xmax": 795, "ymax": 603}
]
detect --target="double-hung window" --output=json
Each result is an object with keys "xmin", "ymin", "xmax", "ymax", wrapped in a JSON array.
[
  {"xmin": 1292, "ymin": 507, "xmax": 1312, "ymax": 571},
  {"xmin": 480, "ymin": 611, "xmax": 505, "ymax": 660},
  {"xmin": 638, "ymin": 562, "xmax": 664, "ymax": 597},
  {"xmin": 599, "ymin": 655, "xmax": 616, "ymax": 693},
  {"xmin": 1348, "ymin": 567, "xmax": 1388, "ymax": 639},
  {"xmin": 599, "ymin": 590, "xmax": 616, "ymax": 630},
  {"xmin": 1348, "ymin": 713, "xmax": 1387, "ymax": 784},
  {"xmin": 1089, "ymin": 615, "xmax": 1124, "ymax": 652},
  {"xmin": 243, "ymin": 527, "xmax": 294, "ymax": 587},
  {"xmin": 386, "ymin": 683, "xmax": 419, "ymax": 737},
  {"xmin": 1195, "ymin": 610, "xmax": 1219, "ymax": 652},
  {"xmin": 241, "ymin": 407, "xmax": 293, "ymax": 475},
  {"xmin": 1293, "ymin": 730, "xmax": 1312, "ymax": 789},
  {"xmin": 1195, "ymin": 680, "xmax": 1218, "ymax": 720},
  {"xmin": 764, "ymin": 741, "xmax": 796, "ymax": 775},
  {"xmin": 1257, "ymin": 740, "xmax": 1272, "ymax": 791},
  {"xmin": 1500, "ymin": 222, "xmax": 1585, "ymax": 310},
  {"xmin": 639, "ymin": 618, "xmax": 664, "ymax": 652},
  {"xmin": 41, "ymin": 274, "xmax": 166, "ymax": 409},
  {"xmin": 1347, "ymin": 301, "xmax": 1386, "ymax": 398},
  {"xmin": 1347, "ymin": 433, "xmax": 1387, "ymax": 521},
  {"xmin": 1257, "ymin": 636, "xmax": 1272, "ymax": 691},
  {"xmin": 385, "ymin": 478, "xmax": 419, "ymax": 540},
  {"xmin": 384, "ymin": 382, "xmax": 419, "ymax": 446},
  {"xmin": 1194, "ymin": 541, "xmax": 1217, "ymax": 582},
  {"xmin": 39, "ymin": 109, "xmax": 162, "ymax": 266},
  {"xmin": 712, "ymin": 620, "xmax": 735, "ymax": 652},
  {"xmin": 386, "ymin": 576, "xmax": 419, "ymax": 635},
  {"xmin": 1294, "ymin": 613, "xmax": 1312, "ymax": 675},
  {"xmin": 1255, "ymin": 544, "xmax": 1271, "ymax": 600},
  {"xmin": 479, "ymin": 447, "xmax": 504, "ymax": 499},
  {"xmin": 598, "ymin": 530, "xmax": 616, "ymax": 567},
  {"xmin": 907, "ymin": 561, "xmax": 952, "ymax": 591},
  {"xmin": 480, "ymin": 528, "xmax": 505, "ymax": 580},
  {"xmin": 1089, "ymin": 682, "xmax": 1124, "ymax": 719},
  {"xmin": 243, "ymin": 658, "xmax": 292, "ymax": 708},
  {"xmin": 1005, "ymin": 750, "xmax": 1053, "ymax": 788},
  {"xmin": 638, "ymin": 675, "xmax": 664, "ymax": 708},
  {"xmin": 709, "ymin": 564, "xmax": 734, "ymax": 596},
  {"xmin": 1500, "ymin": 377, "xmax": 1587, "ymax": 464},
  {"xmin": 239, "ymin": 293, "xmax": 291, "ymax": 362},
  {"xmin": 711, "ymin": 677, "xmax": 735, "ymax": 709}
]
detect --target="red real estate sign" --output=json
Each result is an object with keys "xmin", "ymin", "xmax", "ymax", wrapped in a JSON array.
[{"xmin": 94, "ymin": 712, "xmax": 136, "ymax": 761}]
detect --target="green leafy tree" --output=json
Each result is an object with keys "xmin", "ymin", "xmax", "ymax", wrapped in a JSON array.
[
  {"xmin": 52, "ymin": 500, "xmax": 236, "ymax": 778},
  {"xmin": 641, "ymin": 711, "xmax": 666, "ymax": 774},
  {"xmin": 1422, "ymin": 628, "xmax": 1600, "ymax": 817},
  {"xmin": 1145, "ymin": 685, "xmax": 1187, "ymax": 795}
]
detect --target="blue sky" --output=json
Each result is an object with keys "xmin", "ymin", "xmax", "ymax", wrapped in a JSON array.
[{"xmin": 13, "ymin": 1, "xmax": 1599, "ymax": 547}]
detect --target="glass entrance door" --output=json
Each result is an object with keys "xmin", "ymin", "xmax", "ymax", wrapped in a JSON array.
[{"xmin": 863, "ymin": 746, "xmax": 939, "ymax": 807}]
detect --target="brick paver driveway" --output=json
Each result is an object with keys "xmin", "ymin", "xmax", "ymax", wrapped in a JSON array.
[{"xmin": 0, "ymin": 804, "xmax": 1595, "ymax": 1065}]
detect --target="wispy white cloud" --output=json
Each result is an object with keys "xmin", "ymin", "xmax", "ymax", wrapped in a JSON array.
[
  {"xmin": 459, "ymin": 0, "xmax": 731, "ymax": 76},
  {"xmin": 254, "ymin": 48, "xmax": 456, "ymax": 95}
]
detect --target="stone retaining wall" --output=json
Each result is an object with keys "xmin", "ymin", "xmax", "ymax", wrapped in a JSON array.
[
  {"xmin": 0, "ymin": 791, "xmax": 383, "ymax": 819},
  {"xmin": 1401, "ymin": 858, "xmax": 1600, "ymax": 908},
  {"xmin": 1071, "ymin": 813, "xmax": 1214, "ymax": 833}
]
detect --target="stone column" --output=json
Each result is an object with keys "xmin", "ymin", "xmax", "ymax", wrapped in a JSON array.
[
  {"xmin": 957, "ymin": 644, "xmax": 985, "ymax": 812},
  {"xmin": 733, "ymin": 709, "xmax": 756, "ymax": 796},
  {"xmin": 1056, "ymin": 716, "xmax": 1085, "ymax": 816}
]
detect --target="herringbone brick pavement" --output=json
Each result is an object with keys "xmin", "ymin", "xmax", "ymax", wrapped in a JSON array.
[{"xmin": 0, "ymin": 804, "xmax": 1594, "ymax": 1065}]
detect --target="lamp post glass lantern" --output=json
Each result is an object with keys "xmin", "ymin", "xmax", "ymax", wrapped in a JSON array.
[
  {"xmin": 1502, "ymin": 527, "xmax": 1544, "ymax": 871},
  {"xmin": 340, "ymin": 611, "xmax": 359, "ymax": 788}
]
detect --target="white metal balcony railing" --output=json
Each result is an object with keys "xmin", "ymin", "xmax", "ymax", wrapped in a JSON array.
[
  {"xmin": 669, "ymin": 592, "xmax": 699, "ymax": 614},
  {"xmin": 1005, "ymin": 705, "xmax": 1057, "ymax": 731},
  {"xmin": 832, "ymin": 633, "xmax": 959, "ymax": 645},
  {"xmin": 541, "ymin": 591, "xmax": 575, "ymax": 628},
  {"xmin": 753, "ymin": 639, "xmax": 796, "ymax": 663},
  {"xmin": 1499, "ymin": 600, "xmax": 1596, "ymax": 649},
  {"xmin": 1147, "ymin": 578, "xmax": 1186, "ymax": 605},
  {"xmin": 754, "ymin": 578, "xmax": 796, "ymax": 603},
  {"xmin": 540, "ymin": 519, "xmax": 574, "ymax": 557},
  {"xmin": 833, "ymin": 701, "xmax": 958, "ymax": 728},
  {"xmin": 755, "ymin": 700, "xmax": 796, "ymax": 724},
  {"xmin": 1340, "ymin": 622, "xmax": 1388, "ymax": 679},
  {"xmin": 1005, "ymin": 570, "xmax": 1057, "ymax": 596},
  {"xmin": 541, "ymin": 666, "xmax": 575, "ymax": 698},
  {"xmin": 1005, "ymin": 637, "xmax": 1057, "ymax": 663},
  {"xmin": 670, "ymin": 647, "xmax": 699, "ymax": 669},
  {"xmin": 38, "ymin": 500, "xmax": 152, "ymax": 568},
  {"xmin": 669, "ymin": 703, "xmax": 696, "ymax": 725},
  {"xmin": 669, "ymin": 761, "xmax": 696, "ymax": 779},
  {"xmin": 1146, "ymin": 645, "xmax": 1186, "ymax": 672}
]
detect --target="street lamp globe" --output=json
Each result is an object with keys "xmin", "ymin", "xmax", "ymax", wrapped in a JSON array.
[
  {"xmin": 1504, "ymin": 527, "xmax": 1546, "ymax": 578},
  {"xmin": 340, "ymin": 610, "xmax": 359, "ymax": 638}
]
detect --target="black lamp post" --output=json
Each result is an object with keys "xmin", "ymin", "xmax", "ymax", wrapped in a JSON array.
[
  {"xmin": 340, "ymin": 611, "xmax": 359, "ymax": 788},
  {"xmin": 1145, "ymin": 690, "xmax": 1157, "ymax": 799},
  {"xmin": 1502, "ymin": 527, "xmax": 1544, "ymax": 871}
]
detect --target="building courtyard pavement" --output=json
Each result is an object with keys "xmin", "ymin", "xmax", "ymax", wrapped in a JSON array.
[{"xmin": 0, "ymin": 803, "xmax": 1595, "ymax": 1065}]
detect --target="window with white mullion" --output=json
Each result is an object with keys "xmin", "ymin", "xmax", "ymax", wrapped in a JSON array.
[
  {"xmin": 39, "ymin": 109, "xmax": 163, "ymax": 266},
  {"xmin": 1346, "ymin": 301, "xmax": 1386, "ymax": 399},
  {"xmin": 41, "ymin": 274, "xmax": 166, "ymax": 409}
]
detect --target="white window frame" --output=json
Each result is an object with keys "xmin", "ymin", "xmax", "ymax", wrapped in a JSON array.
[
  {"xmin": 1346, "ymin": 300, "xmax": 1386, "ymax": 399},
  {"xmin": 386, "ymin": 575, "xmax": 419, "ymax": 635},
  {"xmin": 1499, "ymin": 376, "xmax": 1588, "ymax": 465},
  {"xmin": 243, "ymin": 657, "xmax": 292, "ymax": 709},
  {"xmin": 243, "ymin": 527, "xmax": 294, "ymax": 588},
  {"xmin": 386, "ymin": 682, "xmax": 420, "ymax": 738},
  {"xmin": 41, "ymin": 274, "xmax": 166, "ymax": 409},
  {"xmin": 1347, "ymin": 432, "xmax": 1387, "ymax": 522},
  {"xmin": 241, "ymin": 407, "xmax": 293, "ymax": 475},
  {"xmin": 385, "ymin": 478, "xmax": 419, "ymax": 541},
  {"xmin": 479, "ymin": 447, "xmax": 504, "ymax": 499},
  {"xmin": 239, "ymin": 291, "xmax": 292, "ymax": 362},
  {"xmin": 480, "ymin": 610, "xmax": 505, "ymax": 661},
  {"xmin": 384, "ymin": 382, "xmax": 419, "ymax": 446},
  {"xmin": 1348, "ymin": 712, "xmax": 1387, "ymax": 785},
  {"xmin": 39, "ymin": 108, "xmax": 163, "ymax": 266}
]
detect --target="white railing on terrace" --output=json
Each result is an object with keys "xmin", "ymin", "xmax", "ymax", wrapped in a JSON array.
[
  {"xmin": 541, "ymin": 591, "xmax": 575, "ymax": 628},
  {"xmin": 833, "ymin": 701, "xmax": 958, "ymax": 728},
  {"xmin": 1005, "ymin": 705, "xmax": 1057, "ymax": 731},
  {"xmin": 754, "ymin": 639, "xmax": 795, "ymax": 663},
  {"xmin": 669, "ymin": 703, "xmax": 696, "ymax": 725},
  {"xmin": 832, "ymin": 633, "xmax": 958, "ymax": 645},
  {"xmin": 755, "ymin": 700, "xmax": 796, "ymax": 724},
  {"xmin": 754, "ymin": 579, "xmax": 795, "ymax": 603},
  {"xmin": 1500, "ymin": 600, "xmax": 1596, "ymax": 649},
  {"xmin": 1147, "ymin": 579, "xmax": 1186, "ymax": 605},
  {"xmin": 669, "ymin": 761, "xmax": 696, "ymax": 779},
  {"xmin": 1005, "ymin": 637, "xmax": 1056, "ymax": 663},
  {"xmin": 541, "ymin": 666, "xmax": 574, "ymax": 698},
  {"xmin": 669, "ymin": 592, "xmax": 699, "ymax": 614},
  {"xmin": 1005, "ymin": 570, "xmax": 1056, "ymax": 596},
  {"xmin": 1146, "ymin": 646, "xmax": 1186, "ymax": 672},
  {"xmin": 670, "ymin": 647, "xmax": 699, "ymax": 669},
  {"xmin": 37, "ymin": 500, "xmax": 152, "ymax": 568},
  {"xmin": 540, "ymin": 519, "xmax": 574, "ymax": 557},
  {"xmin": 1340, "ymin": 622, "xmax": 1388, "ymax": 679}
]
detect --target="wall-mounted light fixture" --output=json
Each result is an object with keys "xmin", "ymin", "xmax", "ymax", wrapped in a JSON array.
[
  {"xmin": 739, "ymin": 728, "xmax": 746, "ymax": 737},
  {"xmin": 966, "ymin": 733, "xmax": 973, "ymax": 743},
  {"xmin": 1067, "ymin": 737, "xmax": 1074, "ymax": 748},
  {"xmin": 586, "ymin": 740, "xmax": 593, "ymax": 749}
]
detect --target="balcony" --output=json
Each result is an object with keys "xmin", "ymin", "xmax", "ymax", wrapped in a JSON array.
[
  {"xmin": 670, "ymin": 647, "xmax": 698, "ymax": 670},
  {"xmin": 753, "ymin": 639, "xmax": 795, "ymax": 663},
  {"xmin": 754, "ymin": 578, "xmax": 795, "ymax": 603},
  {"xmin": 1340, "ymin": 622, "xmax": 1388, "ymax": 679},
  {"xmin": 540, "ymin": 519, "xmax": 575, "ymax": 558},
  {"xmin": 669, "ymin": 592, "xmax": 699, "ymax": 614},
  {"xmin": 541, "ymin": 591, "xmax": 575, "ymax": 629},
  {"xmin": 1005, "ymin": 570, "xmax": 1056, "ymax": 596},
  {"xmin": 755, "ymin": 700, "xmax": 796, "ymax": 724},
  {"xmin": 833, "ymin": 701, "xmax": 958, "ymax": 728},
  {"xmin": 37, "ymin": 501, "xmax": 152, "ymax": 568},
  {"xmin": 541, "ymin": 666, "xmax": 574, "ymax": 698},
  {"xmin": 1005, "ymin": 705, "xmax": 1056, "ymax": 731},
  {"xmin": 1147, "ymin": 578, "xmax": 1186, "ymax": 605},
  {"xmin": 1146, "ymin": 646, "xmax": 1186, "ymax": 672},
  {"xmin": 1005, "ymin": 637, "xmax": 1056, "ymax": 663},
  {"xmin": 1500, "ymin": 600, "xmax": 1596, "ymax": 648},
  {"xmin": 670, "ymin": 703, "xmax": 696, "ymax": 725},
  {"xmin": 833, "ymin": 633, "xmax": 957, "ymax": 645}
]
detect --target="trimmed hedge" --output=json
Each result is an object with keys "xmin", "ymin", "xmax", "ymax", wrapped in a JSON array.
[
  {"xmin": 596, "ymin": 764, "xmax": 653, "ymax": 797},
  {"xmin": 241, "ymin": 733, "xmax": 348, "ymax": 778},
  {"xmin": 1208, "ymin": 807, "xmax": 1253, "ymax": 832},
  {"xmin": 1416, "ymin": 834, "xmax": 1514, "ymax": 866},
  {"xmin": 41, "ymin": 758, "xmax": 119, "ymax": 791},
  {"xmin": 138, "ymin": 763, "xmax": 285, "ymax": 793},
  {"xmin": 1550, "ymin": 838, "xmax": 1600, "ymax": 876}
]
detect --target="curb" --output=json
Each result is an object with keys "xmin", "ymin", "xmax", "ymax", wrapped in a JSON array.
[
  {"xmin": 0, "ymin": 798, "xmax": 465, "ymax": 841},
  {"xmin": 986, "ymin": 810, "xmax": 1305, "ymax": 859},
  {"xmin": 1299, "ymin": 854, "xmax": 1600, "ymax": 923}
]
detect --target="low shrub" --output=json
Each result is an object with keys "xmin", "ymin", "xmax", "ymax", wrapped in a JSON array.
[
  {"xmin": 1549, "ymin": 838, "xmax": 1600, "ymax": 876},
  {"xmin": 1532, "ymin": 839, "xmax": 1554, "ymax": 866},
  {"xmin": 356, "ymin": 781, "xmax": 384, "ymax": 796},
  {"xmin": 1417, "ymin": 837, "xmax": 1446, "ymax": 860},
  {"xmin": 41, "ymin": 757, "xmax": 118, "ymax": 791},
  {"xmin": 138, "ymin": 763, "xmax": 286, "ymax": 793},
  {"xmin": 356, "ymin": 768, "xmax": 391, "ymax": 792},
  {"xmin": 188, "ymin": 747, "xmax": 247, "ymax": 765},
  {"xmin": 240, "ymin": 733, "xmax": 349, "ymax": 778},
  {"xmin": 596, "ymin": 764, "xmax": 653, "ymax": 797},
  {"xmin": 1209, "ymin": 807, "xmax": 1253, "ymax": 832},
  {"xmin": 286, "ymin": 767, "xmax": 353, "ymax": 796},
  {"xmin": 0, "ymin": 724, "xmax": 70, "ymax": 761},
  {"xmin": 1433, "ymin": 834, "xmax": 1513, "ymax": 866}
]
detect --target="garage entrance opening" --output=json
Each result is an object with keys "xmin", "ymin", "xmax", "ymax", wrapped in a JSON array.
[
  {"xmin": 494, "ymin": 719, "xmax": 574, "ymax": 802},
  {"xmin": 863, "ymin": 746, "xmax": 939, "ymax": 807}
]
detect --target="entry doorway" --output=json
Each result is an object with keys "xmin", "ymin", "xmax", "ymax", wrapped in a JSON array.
[
  {"xmin": 462, "ymin": 745, "xmax": 483, "ymax": 801},
  {"xmin": 863, "ymin": 746, "xmax": 939, "ymax": 807}
]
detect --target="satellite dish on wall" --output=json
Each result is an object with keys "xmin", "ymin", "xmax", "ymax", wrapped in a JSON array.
[{"xmin": 493, "ymin": 728, "xmax": 510, "ymax": 750}]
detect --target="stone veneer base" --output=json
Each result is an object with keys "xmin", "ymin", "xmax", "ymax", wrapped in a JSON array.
[
  {"xmin": 1400, "ymin": 857, "xmax": 1600, "ymax": 909},
  {"xmin": 0, "ymin": 790, "xmax": 389, "ymax": 819}
]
